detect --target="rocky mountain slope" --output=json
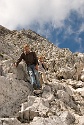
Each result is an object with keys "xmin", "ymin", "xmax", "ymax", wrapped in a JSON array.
[{"xmin": 0, "ymin": 25, "xmax": 84, "ymax": 125}]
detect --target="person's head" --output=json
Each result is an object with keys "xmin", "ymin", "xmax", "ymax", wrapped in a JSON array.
[
  {"xmin": 23, "ymin": 44, "xmax": 30, "ymax": 53},
  {"xmin": 39, "ymin": 56, "xmax": 44, "ymax": 62}
]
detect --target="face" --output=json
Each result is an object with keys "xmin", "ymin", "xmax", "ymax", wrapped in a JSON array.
[
  {"xmin": 39, "ymin": 57, "xmax": 44, "ymax": 62},
  {"xmin": 24, "ymin": 46, "xmax": 30, "ymax": 53}
]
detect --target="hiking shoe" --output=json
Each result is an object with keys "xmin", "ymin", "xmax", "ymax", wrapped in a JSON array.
[
  {"xmin": 33, "ymin": 89, "xmax": 43, "ymax": 94},
  {"xmin": 33, "ymin": 83, "xmax": 37, "ymax": 89},
  {"xmin": 44, "ymin": 83, "xmax": 48, "ymax": 85}
]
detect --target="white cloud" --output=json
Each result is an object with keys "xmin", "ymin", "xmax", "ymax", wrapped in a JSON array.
[
  {"xmin": 79, "ymin": 23, "xmax": 84, "ymax": 33},
  {"xmin": 55, "ymin": 39, "xmax": 60, "ymax": 47},
  {"xmin": 75, "ymin": 37, "xmax": 84, "ymax": 52},
  {"xmin": 0, "ymin": 0, "xmax": 84, "ymax": 30},
  {"xmin": 63, "ymin": 25, "xmax": 73, "ymax": 40}
]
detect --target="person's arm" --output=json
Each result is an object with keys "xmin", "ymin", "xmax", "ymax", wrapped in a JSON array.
[
  {"xmin": 15, "ymin": 53, "xmax": 24, "ymax": 67},
  {"xmin": 33, "ymin": 52, "xmax": 38, "ymax": 65},
  {"xmin": 33, "ymin": 52, "xmax": 38, "ymax": 70},
  {"xmin": 35, "ymin": 64, "xmax": 39, "ymax": 70},
  {"xmin": 42, "ymin": 62, "xmax": 48, "ymax": 71}
]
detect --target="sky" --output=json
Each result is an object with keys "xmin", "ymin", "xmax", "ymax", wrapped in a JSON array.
[{"xmin": 0, "ymin": 0, "xmax": 84, "ymax": 53}]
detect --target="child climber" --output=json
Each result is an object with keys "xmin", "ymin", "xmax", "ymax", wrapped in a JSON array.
[{"xmin": 38, "ymin": 56, "xmax": 48, "ymax": 84}]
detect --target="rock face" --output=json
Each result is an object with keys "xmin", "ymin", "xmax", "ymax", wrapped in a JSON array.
[{"xmin": 0, "ymin": 25, "xmax": 84, "ymax": 125}]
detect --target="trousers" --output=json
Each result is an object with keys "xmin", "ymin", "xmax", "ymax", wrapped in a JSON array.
[{"xmin": 27, "ymin": 64, "xmax": 41, "ymax": 88}]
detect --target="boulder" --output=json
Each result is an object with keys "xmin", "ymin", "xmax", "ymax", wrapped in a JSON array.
[
  {"xmin": 2, "ymin": 59, "xmax": 29, "ymax": 81},
  {"xmin": 0, "ymin": 76, "xmax": 31, "ymax": 117},
  {"xmin": 80, "ymin": 74, "xmax": 84, "ymax": 82},
  {"xmin": 78, "ymin": 116, "xmax": 84, "ymax": 125},
  {"xmin": 60, "ymin": 111, "xmax": 75, "ymax": 125},
  {"xmin": 56, "ymin": 67, "xmax": 75, "ymax": 80},
  {"xmin": 30, "ymin": 116, "xmax": 65, "ymax": 125},
  {"xmin": 57, "ymin": 90, "xmax": 70, "ymax": 103},
  {"xmin": 18, "ymin": 96, "xmax": 54, "ymax": 122},
  {"xmin": 76, "ymin": 87, "xmax": 84, "ymax": 97},
  {"xmin": 0, "ymin": 118, "xmax": 21, "ymax": 125},
  {"xmin": 42, "ymin": 85, "xmax": 55, "ymax": 102}
]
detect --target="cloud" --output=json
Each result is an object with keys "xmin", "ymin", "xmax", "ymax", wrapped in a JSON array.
[
  {"xmin": 75, "ymin": 37, "xmax": 84, "ymax": 52},
  {"xmin": 63, "ymin": 25, "xmax": 73, "ymax": 39},
  {"xmin": 79, "ymin": 23, "xmax": 84, "ymax": 33},
  {"xmin": 55, "ymin": 39, "xmax": 60, "ymax": 47},
  {"xmin": 0, "ymin": 0, "xmax": 84, "ymax": 30}
]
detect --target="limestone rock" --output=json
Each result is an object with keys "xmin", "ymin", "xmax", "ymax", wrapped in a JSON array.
[
  {"xmin": 80, "ymin": 74, "xmax": 84, "ymax": 82},
  {"xmin": 18, "ymin": 96, "xmax": 51, "ymax": 122},
  {"xmin": 0, "ymin": 118, "xmax": 21, "ymax": 125},
  {"xmin": 0, "ymin": 76, "xmax": 31, "ymax": 117},
  {"xmin": 78, "ymin": 116, "xmax": 84, "ymax": 125},
  {"xmin": 30, "ymin": 116, "xmax": 65, "ymax": 125},
  {"xmin": 2, "ymin": 60, "xmax": 29, "ymax": 81},
  {"xmin": 57, "ymin": 90, "xmax": 70, "ymax": 103},
  {"xmin": 60, "ymin": 111, "xmax": 75, "ymax": 125}
]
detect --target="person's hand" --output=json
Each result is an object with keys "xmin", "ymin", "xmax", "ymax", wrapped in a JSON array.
[
  {"xmin": 14, "ymin": 62, "xmax": 18, "ymax": 67},
  {"xmin": 35, "ymin": 64, "xmax": 38, "ymax": 70}
]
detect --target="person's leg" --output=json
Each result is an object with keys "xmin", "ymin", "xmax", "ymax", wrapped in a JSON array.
[
  {"xmin": 34, "ymin": 68, "xmax": 41, "ymax": 89},
  {"xmin": 27, "ymin": 66, "xmax": 36, "ymax": 85},
  {"xmin": 27, "ymin": 65, "xmax": 41, "ymax": 89},
  {"xmin": 42, "ymin": 72, "xmax": 47, "ymax": 83},
  {"xmin": 39, "ymin": 72, "xmax": 43, "ymax": 88}
]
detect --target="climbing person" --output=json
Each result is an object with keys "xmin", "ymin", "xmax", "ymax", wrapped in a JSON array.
[
  {"xmin": 38, "ymin": 56, "xmax": 48, "ymax": 85},
  {"xmin": 14, "ymin": 44, "xmax": 41, "ymax": 89}
]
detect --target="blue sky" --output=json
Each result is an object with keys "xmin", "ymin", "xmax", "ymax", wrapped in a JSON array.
[{"xmin": 0, "ymin": 0, "xmax": 84, "ymax": 53}]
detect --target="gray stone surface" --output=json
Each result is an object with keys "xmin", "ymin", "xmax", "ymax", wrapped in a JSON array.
[
  {"xmin": 78, "ymin": 116, "xmax": 84, "ymax": 125},
  {"xmin": 0, "ymin": 25, "xmax": 84, "ymax": 125},
  {"xmin": 0, "ymin": 75, "xmax": 31, "ymax": 117}
]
